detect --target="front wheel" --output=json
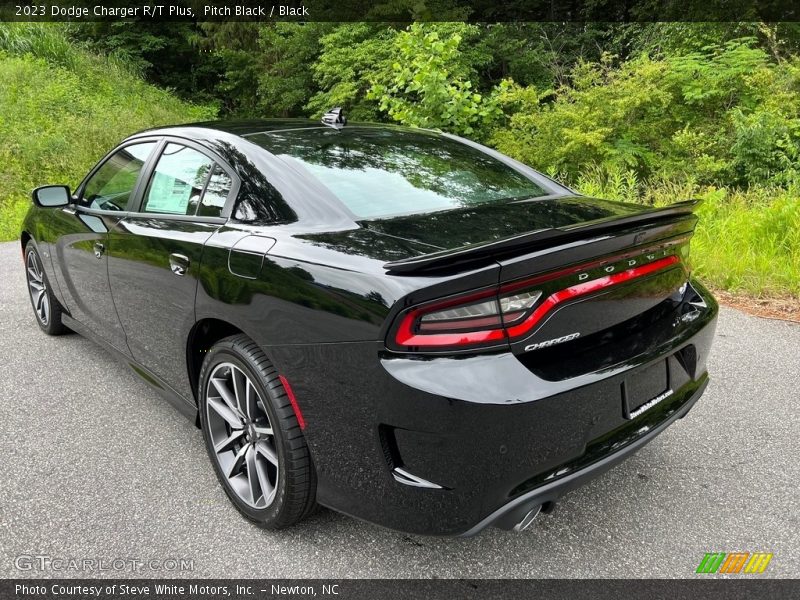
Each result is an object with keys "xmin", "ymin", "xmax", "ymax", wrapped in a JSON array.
[
  {"xmin": 24, "ymin": 242, "xmax": 67, "ymax": 335},
  {"xmin": 198, "ymin": 335, "xmax": 317, "ymax": 528}
]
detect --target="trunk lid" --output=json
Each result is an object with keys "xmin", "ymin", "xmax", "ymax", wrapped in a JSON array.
[
  {"xmin": 489, "ymin": 200, "xmax": 697, "ymax": 362},
  {"xmin": 378, "ymin": 195, "xmax": 699, "ymax": 274},
  {"xmin": 381, "ymin": 196, "xmax": 699, "ymax": 363}
]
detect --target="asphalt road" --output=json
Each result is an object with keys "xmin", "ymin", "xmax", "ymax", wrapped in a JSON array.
[{"xmin": 1, "ymin": 240, "xmax": 798, "ymax": 579}]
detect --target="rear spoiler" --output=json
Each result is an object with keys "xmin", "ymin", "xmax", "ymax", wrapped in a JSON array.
[{"xmin": 383, "ymin": 199, "xmax": 701, "ymax": 274}]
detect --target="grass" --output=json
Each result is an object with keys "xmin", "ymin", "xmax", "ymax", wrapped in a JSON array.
[
  {"xmin": 574, "ymin": 169, "xmax": 800, "ymax": 299},
  {"xmin": 692, "ymin": 187, "xmax": 800, "ymax": 298},
  {"xmin": 0, "ymin": 23, "xmax": 215, "ymax": 240}
]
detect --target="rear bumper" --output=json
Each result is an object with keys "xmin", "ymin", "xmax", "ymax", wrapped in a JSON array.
[
  {"xmin": 460, "ymin": 377, "xmax": 708, "ymax": 536},
  {"xmin": 267, "ymin": 279, "xmax": 718, "ymax": 536}
]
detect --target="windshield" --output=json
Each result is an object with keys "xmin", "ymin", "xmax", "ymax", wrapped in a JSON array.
[{"xmin": 247, "ymin": 128, "xmax": 550, "ymax": 219}]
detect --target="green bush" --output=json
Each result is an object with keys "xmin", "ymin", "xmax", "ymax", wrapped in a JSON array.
[
  {"xmin": 0, "ymin": 23, "xmax": 214, "ymax": 241},
  {"xmin": 490, "ymin": 39, "xmax": 800, "ymax": 189},
  {"xmin": 367, "ymin": 23, "xmax": 505, "ymax": 138}
]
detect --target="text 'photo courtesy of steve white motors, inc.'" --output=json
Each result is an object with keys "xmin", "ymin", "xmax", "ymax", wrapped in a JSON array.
[{"xmin": 14, "ymin": 583, "xmax": 342, "ymax": 597}]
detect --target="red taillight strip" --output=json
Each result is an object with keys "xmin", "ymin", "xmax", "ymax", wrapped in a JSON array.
[
  {"xmin": 395, "ymin": 286, "xmax": 504, "ymax": 347},
  {"xmin": 500, "ymin": 235, "xmax": 690, "ymax": 294},
  {"xmin": 279, "ymin": 375, "xmax": 306, "ymax": 430},
  {"xmin": 394, "ymin": 255, "xmax": 680, "ymax": 349},
  {"xmin": 503, "ymin": 254, "xmax": 679, "ymax": 339}
]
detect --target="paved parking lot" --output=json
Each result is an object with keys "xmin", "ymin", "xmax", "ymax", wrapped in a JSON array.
[{"xmin": 0, "ymin": 240, "xmax": 798, "ymax": 578}]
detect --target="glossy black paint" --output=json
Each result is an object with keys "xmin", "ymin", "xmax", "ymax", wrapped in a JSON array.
[
  {"xmin": 108, "ymin": 216, "xmax": 219, "ymax": 401},
  {"xmin": 22, "ymin": 119, "xmax": 718, "ymax": 535}
]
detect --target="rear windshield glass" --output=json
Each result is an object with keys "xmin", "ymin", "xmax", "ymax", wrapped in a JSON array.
[{"xmin": 247, "ymin": 128, "xmax": 549, "ymax": 219}]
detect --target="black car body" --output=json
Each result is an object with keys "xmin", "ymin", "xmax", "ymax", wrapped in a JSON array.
[{"xmin": 21, "ymin": 119, "xmax": 718, "ymax": 536}]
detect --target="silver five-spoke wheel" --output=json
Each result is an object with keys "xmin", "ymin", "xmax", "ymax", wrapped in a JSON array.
[
  {"xmin": 205, "ymin": 362, "xmax": 279, "ymax": 508},
  {"xmin": 26, "ymin": 251, "xmax": 50, "ymax": 326}
]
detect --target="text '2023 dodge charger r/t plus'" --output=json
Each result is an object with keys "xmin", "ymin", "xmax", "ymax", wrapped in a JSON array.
[{"xmin": 21, "ymin": 110, "xmax": 717, "ymax": 536}]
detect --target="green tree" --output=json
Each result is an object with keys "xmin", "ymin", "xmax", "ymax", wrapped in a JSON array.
[
  {"xmin": 70, "ymin": 21, "xmax": 222, "ymax": 104},
  {"xmin": 491, "ymin": 39, "xmax": 800, "ymax": 188},
  {"xmin": 306, "ymin": 23, "xmax": 397, "ymax": 120},
  {"xmin": 256, "ymin": 23, "xmax": 332, "ymax": 118},
  {"xmin": 367, "ymin": 23, "xmax": 503, "ymax": 137}
]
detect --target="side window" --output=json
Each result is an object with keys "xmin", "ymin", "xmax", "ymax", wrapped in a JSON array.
[
  {"xmin": 197, "ymin": 164, "xmax": 232, "ymax": 217},
  {"xmin": 80, "ymin": 142, "xmax": 156, "ymax": 211},
  {"xmin": 143, "ymin": 143, "xmax": 213, "ymax": 215}
]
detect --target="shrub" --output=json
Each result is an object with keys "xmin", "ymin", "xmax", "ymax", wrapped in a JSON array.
[
  {"xmin": 367, "ymin": 23, "xmax": 504, "ymax": 138},
  {"xmin": 491, "ymin": 39, "xmax": 800, "ymax": 190}
]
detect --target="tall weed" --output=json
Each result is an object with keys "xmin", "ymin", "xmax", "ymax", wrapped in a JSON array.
[
  {"xmin": 0, "ymin": 23, "xmax": 214, "ymax": 241},
  {"xmin": 574, "ymin": 172, "xmax": 800, "ymax": 297}
]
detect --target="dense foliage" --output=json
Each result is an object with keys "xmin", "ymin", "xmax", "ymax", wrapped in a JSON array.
[
  {"xmin": 0, "ymin": 21, "xmax": 797, "ymax": 297},
  {"xmin": 492, "ymin": 40, "xmax": 800, "ymax": 188}
]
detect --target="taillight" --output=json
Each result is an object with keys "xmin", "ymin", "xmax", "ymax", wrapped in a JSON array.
[
  {"xmin": 393, "ymin": 286, "xmax": 546, "ymax": 350},
  {"xmin": 415, "ymin": 289, "xmax": 542, "ymax": 333},
  {"xmin": 394, "ymin": 288, "xmax": 508, "ymax": 349},
  {"xmin": 389, "ymin": 253, "xmax": 681, "ymax": 352}
]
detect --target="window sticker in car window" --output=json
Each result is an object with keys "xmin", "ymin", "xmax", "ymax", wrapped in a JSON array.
[
  {"xmin": 146, "ymin": 173, "xmax": 192, "ymax": 214},
  {"xmin": 144, "ymin": 143, "xmax": 213, "ymax": 215}
]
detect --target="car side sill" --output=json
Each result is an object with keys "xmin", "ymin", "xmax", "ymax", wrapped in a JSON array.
[
  {"xmin": 61, "ymin": 314, "xmax": 199, "ymax": 424},
  {"xmin": 460, "ymin": 377, "xmax": 709, "ymax": 537}
]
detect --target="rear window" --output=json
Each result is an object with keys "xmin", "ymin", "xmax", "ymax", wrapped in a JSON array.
[{"xmin": 247, "ymin": 128, "xmax": 549, "ymax": 219}]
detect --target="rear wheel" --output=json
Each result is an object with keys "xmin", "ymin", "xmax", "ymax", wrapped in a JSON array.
[
  {"xmin": 25, "ymin": 242, "xmax": 67, "ymax": 335},
  {"xmin": 198, "ymin": 335, "xmax": 316, "ymax": 528}
]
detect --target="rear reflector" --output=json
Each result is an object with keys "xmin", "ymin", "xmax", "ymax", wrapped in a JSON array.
[
  {"xmin": 391, "ymin": 254, "xmax": 681, "ymax": 351},
  {"xmin": 279, "ymin": 375, "xmax": 306, "ymax": 430}
]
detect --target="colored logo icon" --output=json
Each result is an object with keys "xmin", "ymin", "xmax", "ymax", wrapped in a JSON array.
[{"xmin": 696, "ymin": 552, "xmax": 773, "ymax": 574}]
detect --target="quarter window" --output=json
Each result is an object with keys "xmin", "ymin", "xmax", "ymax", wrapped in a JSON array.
[
  {"xmin": 81, "ymin": 142, "xmax": 156, "ymax": 211},
  {"xmin": 143, "ymin": 143, "xmax": 214, "ymax": 215},
  {"xmin": 198, "ymin": 165, "xmax": 232, "ymax": 218}
]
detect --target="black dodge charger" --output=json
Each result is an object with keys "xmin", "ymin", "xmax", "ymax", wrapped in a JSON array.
[{"xmin": 21, "ymin": 114, "xmax": 717, "ymax": 536}]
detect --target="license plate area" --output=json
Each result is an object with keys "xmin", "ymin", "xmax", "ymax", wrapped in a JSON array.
[{"xmin": 623, "ymin": 360, "xmax": 671, "ymax": 419}]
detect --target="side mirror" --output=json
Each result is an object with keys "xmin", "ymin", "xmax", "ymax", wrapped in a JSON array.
[{"xmin": 33, "ymin": 185, "xmax": 71, "ymax": 208}]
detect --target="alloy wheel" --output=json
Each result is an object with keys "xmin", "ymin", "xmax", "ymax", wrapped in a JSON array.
[
  {"xmin": 205, "ymin": 362, "xmax": 279, "ymax": 508},
  {"xmin": 26, "ymin": 251, "xmax": 50, "ymax": 326}
]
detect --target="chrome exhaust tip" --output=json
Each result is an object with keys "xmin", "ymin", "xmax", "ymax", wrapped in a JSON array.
[{"xmin": 512, "ymin": 505, "xmax": 542, "ymax": 532}]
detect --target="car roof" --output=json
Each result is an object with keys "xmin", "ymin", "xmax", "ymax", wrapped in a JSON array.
[
  {"xmin": 182, "ymin": 119, "xmax": 331, "ymax": 135},
  {"xmin": 131, "ymin": 118, "xmax": 429, "ymax": 139}
]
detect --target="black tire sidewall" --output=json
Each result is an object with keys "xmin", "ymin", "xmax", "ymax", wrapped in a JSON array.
[{"xmin": 198, "ymin": 343, "xmax": 292, "ymax": 526}]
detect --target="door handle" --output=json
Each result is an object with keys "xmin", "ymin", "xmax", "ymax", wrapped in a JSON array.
[
  {"xmin": 93, "ymin": 242, "xmax": 105, "ymax": 258},
  {"xmin": 169, "ymin": 253, "xmax": 189, "ymax": 276}
]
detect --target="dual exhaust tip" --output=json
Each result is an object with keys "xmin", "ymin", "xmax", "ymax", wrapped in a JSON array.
[
  {"xmin": 512, "ymin": 505, "xmax": 542, "ymax": 532},
  {"xmin": 494, "ymin": 501, "xmax": 554, "ymax": 532}
]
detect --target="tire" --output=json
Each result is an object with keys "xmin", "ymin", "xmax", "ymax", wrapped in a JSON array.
[
  {"xmin": 24, "ymin": 242, "xmax": 67, "ymax": 336},
  {"xmin": 198, "ymin": 334, "xmax": 317, "ymax": 528}
]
